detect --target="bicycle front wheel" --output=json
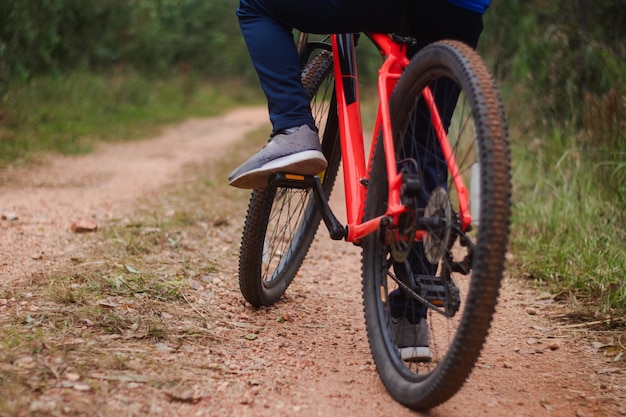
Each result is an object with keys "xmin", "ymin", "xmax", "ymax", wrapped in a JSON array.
[
  {"xmin": 238, "ymin": 46, "xmax": 339, "ymax": 307},
  {"xmin": 362, "ymin": 41, "xmax": 511, "ymax": 410}
]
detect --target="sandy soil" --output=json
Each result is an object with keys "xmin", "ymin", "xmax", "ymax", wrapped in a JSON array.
[{"xmin": 0, "ymin": 108, "xmax": 624, "ymax": 416}]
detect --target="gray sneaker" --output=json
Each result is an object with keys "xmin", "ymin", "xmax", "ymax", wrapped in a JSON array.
[
  {"xmin": 391, "ymin": 317, "xmax": 432, "ymax": 362},
  {"xmin": 228, "ymin": 125, "xmax": 328, "ymax": 189}
]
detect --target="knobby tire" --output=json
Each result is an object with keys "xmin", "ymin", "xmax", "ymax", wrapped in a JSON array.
[
  {"xmin": 361, "ymin": 40, "xmax": 511, "ymax": 410},
  {"xmin": 238, "ymin": 47, "xmax": 339, "ymax": 307}
]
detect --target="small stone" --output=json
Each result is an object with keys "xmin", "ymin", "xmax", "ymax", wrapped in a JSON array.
[
  {"xmin": 15, "ymin": 356, "xmax": 36, "ymax": 369},
  {"xmin": 526, "ymin": 307, "xmax": 538, "ymax": 315},
  {"xmin": 71, "ymin": 219, "xmax": 98, "ymax": 233},
  {"xmin": 155, "ymin": 342, "xmax": 173, "ymax": 352},
  {"xmin": 1, "ymin": 212, "xmax": 18, "ymax": 221},
  {"xmin": 539, "ymin": 398, "xmax": 553, "ymax": 411},
  {"xmin": 548, "ymin": 342, "xmax": 560, "ymax": 350},
  {"xmin": 65, "ymin": 372, "xmax": 81, "ymax": 381},
  {"xmin": 300, "ymin": 360, "xmax": 315, "ymax": 368}
]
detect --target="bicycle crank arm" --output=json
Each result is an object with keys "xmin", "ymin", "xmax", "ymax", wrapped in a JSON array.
[{"xmin": 268, "ymin": 173, "xmax": 347, "ymax": 241}]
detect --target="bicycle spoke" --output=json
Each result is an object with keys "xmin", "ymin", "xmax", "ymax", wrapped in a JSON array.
[{"xmin": 238, "ymin": 44, "xmax": 340, "ymax": 307}]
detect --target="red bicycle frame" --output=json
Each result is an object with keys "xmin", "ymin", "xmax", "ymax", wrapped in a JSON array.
[{"xmin": 330, "ymin": 33, "xmax": 472, "ymax": 243}]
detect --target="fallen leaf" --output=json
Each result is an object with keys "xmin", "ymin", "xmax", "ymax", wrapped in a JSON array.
[
  {"xmin": 540, "ymin": 399, "xmax": 553, "ymax": 411},
  {"xmin": 591, "ymin": 341, "xmax": 614, "ymax": 350},
  {"xmin": 65, "ymin": 372, "xmax": 81, "ymax": 382},
  {"xmin": 80, "ymin": 318, "xmax": 95, "ymax": 326},
  {"xmin": 155, "ymin": 342, "xmax": 173, "ymax": 352},
  {"xmin": 535, "ymin": 291, "xmax": 554, "ymax": 300},
  {"xmin": 596, "ymin": 367, "xmax": 621, "ymax": 375},
  {"xmin": 97, "ymin": 300, "xmax": 118, "ymax": 309},
  {"xmin": 166, "ymin": 390, "xmax": 204, "ymax": 404},
  {"xmin": 229, "ymin": 321, "xmax": 263, "ymax": 330},
  {"xmin": 90, "ymin": 373, "xmax": 149, "ymax": 383},
  {"xmin": 124, "ymin": 264, "xmax": 140, "ymax": 274}
]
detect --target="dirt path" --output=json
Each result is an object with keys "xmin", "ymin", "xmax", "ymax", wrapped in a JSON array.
[{"xmin": 0, "ymin": 108, "xmax": 624, "ymax": 416}]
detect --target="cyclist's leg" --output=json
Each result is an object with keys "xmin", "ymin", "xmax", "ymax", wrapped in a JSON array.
[
  {"xmin": 232, "ymin": 0, "xmax": 406, "ymax": 188},
  {"xmin": 235, "ymin": 0, "xmax": 483, "ymax": 145},
  {"xmin": 236, "ymin": 0, "xmax": 403, "ymax": 133},
  {"xmin": 405, "ymin": 1, "xmax": 484, "ymax": 53},
  {"xmin": 389, "ymin": 1, "xmax": 483, "ymax": 324},
  {"xmin": 389, "ymin": 1, "xmax": 485, "ymax": 348}
]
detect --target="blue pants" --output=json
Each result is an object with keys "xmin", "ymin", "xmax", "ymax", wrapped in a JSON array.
[{"xmin": 237, "ymin": 0, "xmax": 484, "ymax": 132}]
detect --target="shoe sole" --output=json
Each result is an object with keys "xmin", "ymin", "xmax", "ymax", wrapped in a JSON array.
[
  {"xmin": 229, "ymin": 151, "xmax": 327, "ymax": 189},
  {"xmin": 399, "ymin": 346, "xmax": 432, "ymax": 362}
]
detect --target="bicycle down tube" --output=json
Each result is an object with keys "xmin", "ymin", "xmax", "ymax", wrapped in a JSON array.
[{"xmin": 331, "ymin": 33, "xmax": 471, "ymax": 243}]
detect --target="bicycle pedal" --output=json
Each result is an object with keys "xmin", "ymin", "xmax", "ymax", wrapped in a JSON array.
[
  {"xmin": 268, "ymin": 172, "xmax": 316, "ymax": 189},
  {"xmin": 418, "ymin": 274, "xmax": 461, "ymax": 314},
  {"xmin": 417, "ymin": 275, "xmax": 446, "ymax": 307}
]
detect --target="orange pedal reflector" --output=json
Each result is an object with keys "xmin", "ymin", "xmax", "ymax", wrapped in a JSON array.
[{"xmin": 285, "ymin": 174, "xmax": 305, "ymax": 181}]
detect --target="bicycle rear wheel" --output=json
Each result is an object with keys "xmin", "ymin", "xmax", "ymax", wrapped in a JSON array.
[
  {"xmin": 238, "ymin": 46, "xmax": 339, "ymax": 307},
  {"xmin": 362, "ymin": 40, "xmax": 511, "ymax": 410}
]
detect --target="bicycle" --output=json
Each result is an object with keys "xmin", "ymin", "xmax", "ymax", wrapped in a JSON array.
[{"xmin": 237, "ymin": 31, "xmax": 511, "ymax": 410}]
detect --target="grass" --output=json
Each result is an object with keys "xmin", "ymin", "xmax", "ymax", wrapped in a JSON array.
[
  {"xmin": 507, "ymin": 119, "xmax": 626, "ymax": 322},
  {"xmin": 0, "ymin": 71, "xmax": 262, "ymax": 166}
]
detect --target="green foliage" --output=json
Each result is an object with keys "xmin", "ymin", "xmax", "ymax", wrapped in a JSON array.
[
  {"xmin": 509, "ymin": 130, "xmax": 626, "ymax": 317},
  {"xmin": 0, "ymin": 0, "xmax": 249, "ymax": 81},
  {"xmin": 482, "ymin": 0, "xmax": 625, "ymax": 205},
  {"xmin": 482, "ymin": 1, "xmax": 625, "ymax": 178},
  {"xmin": 481, "ymin": 1, "xmax": 626, "ymax": 318},
  {"xmin": 0, "ymin": 72, "xmax": 260, "ymax": 164},
  {"xmin": 483, "ymin": 1, "xmax": 625, "ymax": 126}
]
